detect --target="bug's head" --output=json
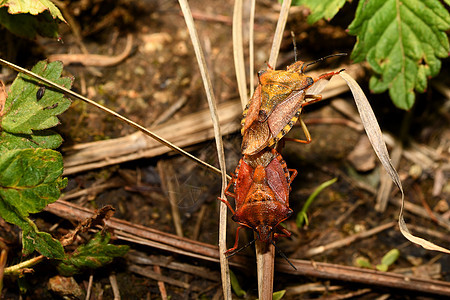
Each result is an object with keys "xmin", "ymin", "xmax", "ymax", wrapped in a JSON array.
[{"xmin": 255, "ymin": 224, "xmax": 274, "ymax": 243}]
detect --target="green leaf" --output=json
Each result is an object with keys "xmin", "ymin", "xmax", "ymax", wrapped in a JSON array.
[
  {"xmin": 22, "ymin": 227, "xmax": 64, "ymax": 259},
  {"xmin": 355, "ymin": 257, "xmax": 373, "ymax": 269},
  {"xmin": 0, "ymin": 149, "xmax": 65, "ymax": 214},
  {"xmin": 229, "ymin": 269, "xmax": 246, "ymax": 297},
  {"xmin": 0, "ymin": 148, "xmax": 66, "ymax": 258},
  {"xmin": 0, "ymin": 0, "xmax": 66, "ymax": 21},
  {"xmin": 0, "ymin": 7, "xmax": 60, "ymax": 39},
  {"xmin": 1, "ymin": 60, "xmax": 72, "ymax": 134},
  {"xmin": 380, "ymin": 248, "xmax": 400, "ymax": 267},
  {"xmin": 348, "ymin": 0, "xmax": 450, "ymax": 110},
  {"xmin": 57, "ymin": 232, "xmax": 129, "ymax": 276},
  {"xmin": 376, "ymin": 264, "xmax": 388, "ymax": 272},
  {"xmin": 0, "ymin": 130, "xmax": 63, "ymax": 152},
  {"xmin": 292, "ymin": 0, "xmax": 348, "ymax": 24},
  {"xmin": 272, "ymin": 290, "xmax": 286, "ymax": 300}
]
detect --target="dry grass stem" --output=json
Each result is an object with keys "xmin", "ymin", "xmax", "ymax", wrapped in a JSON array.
[
  {"xmin": 268, "ymin": 0, "xmax": 291, "ymax": 69},
  {"xmin": 233, "ymin": 0, "xmax": 248, "ymax": 109},
  {"xmin": 177, "ymin": 0, "xmax": 230, "ymax": 297}
]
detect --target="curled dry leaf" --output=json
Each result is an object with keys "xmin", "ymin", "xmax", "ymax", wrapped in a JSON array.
[{"xmin": 339, "ymin": 71, "xmax": 450, "ymax": 254}]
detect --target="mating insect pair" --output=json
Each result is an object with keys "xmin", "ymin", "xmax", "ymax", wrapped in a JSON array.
[{"xmin": 221, "ymin": 55, "xmax": 344, "ymax": 258}]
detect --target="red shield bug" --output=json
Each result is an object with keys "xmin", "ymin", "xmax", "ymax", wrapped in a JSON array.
[{"xmin": 219, "ymin": 148, "xmax": 297, "ymax": 255}]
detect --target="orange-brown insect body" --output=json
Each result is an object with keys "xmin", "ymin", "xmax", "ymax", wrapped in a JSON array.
[
  {"xmin": 241, "ymin": 61, "xmax": 341, "ymax": 155},
  {"xmin": 221, "ymin": 149, "xmax": 297, "ymax": 254}
]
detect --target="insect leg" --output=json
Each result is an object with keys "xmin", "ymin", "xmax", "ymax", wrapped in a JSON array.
[
  {"xmin": 274, "ymin": 225, "xmax": 292, "ymax": 239},
  {"xmin": 283, "ymin": 117, "xmax": 312, "ymax": 144},
  {"xmin": 218, "ymin": 176, "xmax": 237, "ymax": 214},
  {"xmin": 302, "ymin": 94, "xmax": 323, "ymax": 107},
  {"xmin": 224, "ymin": 225, "xmax": 244, "ymax": 255},
  {"xmin": 288, "ymin": 168, "xmax": 298, "ymax": 185}
]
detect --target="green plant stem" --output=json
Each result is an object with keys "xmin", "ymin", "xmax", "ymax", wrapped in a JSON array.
[
  {"xmin": 297, "ymin": 177, "xmax": 337, "ymax": 227},
  {"xmin": 4, "ymin": 255, "xmax": 45, "ymax": 276}
]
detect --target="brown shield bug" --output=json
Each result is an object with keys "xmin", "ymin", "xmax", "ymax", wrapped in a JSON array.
[{"xmin": 241, "ymin": 55, "xmax": 345, "ymax": 155}]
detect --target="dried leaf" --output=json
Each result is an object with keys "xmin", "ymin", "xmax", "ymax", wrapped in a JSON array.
[{"xmin": 339, "ymin": 71, "xmax": 450, "ymax": 254}]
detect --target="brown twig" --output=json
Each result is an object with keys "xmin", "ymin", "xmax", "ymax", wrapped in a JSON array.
[
  {"xmin": 0, "ymin": 243, "xmax": 7, "ymax": 292},
  {"xmin": 390, "ymin": 198, "xmax": 450, "ymax": 231},
  {"xmin": 190, "ymin": 10, "xmax": 232, "ymax": 25},
  {"xmin": 127, "ymin": 251, "xmax": 220, "ymax": 280},
  {"xmin": 85, "ymin": 274, "xmax": 94, "ymax": 300},
  {"xmin": 153, "ymin": 266, "xmax": 168, "ymax": 300},
  {"xmin": 301, "ymin": 222, "xmax": 396, "ymax": 258},
  {"xmin": 48, "ymin": 34, "xmax": 133, "ymax": 67},
  {"xmin": 129, "ymin": 264, "xmax": 201, "ymax": 292},
  {"xmin": 321, "ymin": 288, "xmax": 371, "ymax": 300},
  {"xmin": 109, "ymin": 274, "xmax": 121, "ymax": 300},
  {"xmin": 277, "ymin": 258, "xmax": 450, "ymax": 296},
  {"xmin": 285, "ymin": 282, "xmax": 342, "ymax": 297}
]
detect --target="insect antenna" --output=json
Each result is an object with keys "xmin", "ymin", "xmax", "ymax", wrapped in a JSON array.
[
  {"xmin": 291, "ymin": 31, "xmax": 298, "ymax": 62},
  {"xmin": 226, "ymin": 237, "xmax": 258, "ymax": 259},
  {"xmin": 271, "ymin": 241, "xmax": 297, "ymax": 271},
  {"xmin": 301, "ymin": 53, "xmax": 347, "ymax": 73}
]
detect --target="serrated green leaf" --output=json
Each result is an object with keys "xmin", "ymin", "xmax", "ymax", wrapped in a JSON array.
[
  {"xmin": 1, "ymin": 60, "xmax": 72, "ymax": 134},
  {"xmin": 0, "ymin": 195, "xmax": 64, "ymax": 259},
  {"xmin": 0, "ymin": 148, "xmax": 66, "ymax": 258},
  {"xmin": 380, "ymin": 248, "xmax": 400, "ymax": 267},
  {"xmin": 0, "ymin": 0, "xmax": 65, "ymax": 22},
  {"xmin": 0, "ymin": 130, "xmax": 63, "ymax": 152},
  {"xmin": 22, "ymin": 227, "xmax": 64, "ymax": 259},
  {"xmin": 0, "ymin": 7, "xmax": 60, "ymax": 39},
  {"xmin": 57, "ymin": 232, "xmax": 129, "ymax": 276},
  {"xmin": 348, "ymin": 0, "xmax": 450, "ymax": 110},
  {"xmin": 229, "ymin": 269, "xmax": 246, "ymax": 297},
  {"xmin": 292, "ymin": 0, "xmax": 348, "ymax": 24}
]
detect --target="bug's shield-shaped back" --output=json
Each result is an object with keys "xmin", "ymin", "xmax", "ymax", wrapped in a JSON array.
[
  {"xmin": 233, "ymin": 150, "xmax": 293, "ymax": 243},
  {"xmin": 241, "ymin": 90, "xmax": 307, "ymax": 155}
]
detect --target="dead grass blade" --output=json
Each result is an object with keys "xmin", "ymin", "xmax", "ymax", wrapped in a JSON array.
[
  {"xmin": 233, "ymin": 0, "xmax": 248, "ymax": 109},
  {"xmin": 177, "ymin": 0, "xmax": 231, "ymax": 298},
  {"xmin": 339, "ymin": 71, "xmax": 450, "ymax": 254},
  {"xmin": 268, "ymin": 0, "xmax": 291, "ymax": 69},
  {"xmin": 0, "ymin": 58, "xmax": 222, "ymax": 178},
  {"xmin": 248, "ymin": 0, "xmax": 256, "ymax": 94}
]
